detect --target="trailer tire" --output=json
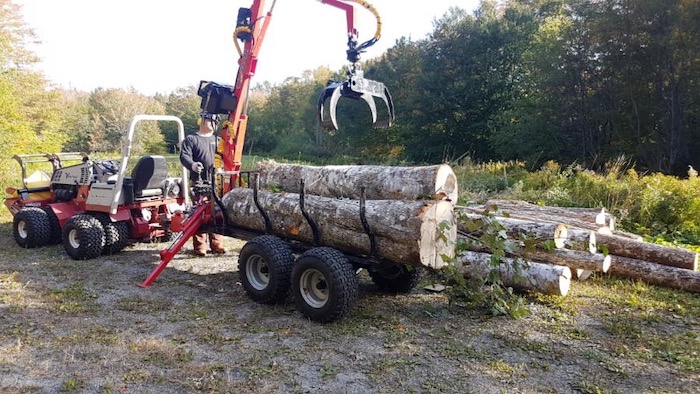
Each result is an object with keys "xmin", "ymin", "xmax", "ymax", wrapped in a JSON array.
[
  {"xmin": 369, "ymin": 265, "xmax": 423, "ymax": 294},
  {"xmin": 13, "ymin": 207, "xmax": 51, "ymax": 248},
  {"xmin": 291, "ymin": 247, "xmax": 358, "ymax": 323},
  {"xmin": 42, "ymin": 206, "xmax": 62, "ymax": 245},
  {"xmin": 93, "ymin": 214, "xmax": 130, "ymax": 255},
  {"xmin": 238, "ymin": 235, "xmax": 294, "ymax": 304},
  {"xmin": 63, "ymin": 214, "xmax": 105, "ymax": 260}
]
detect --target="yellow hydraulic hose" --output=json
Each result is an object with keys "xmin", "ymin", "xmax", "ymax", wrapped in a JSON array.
[
  {"xmin": 348, "ymin": 0, "xmax": 382, "ymax": 42},
  {"xmin": 232, "ymin": 26, "xmax": 252, "ymax": 57}
]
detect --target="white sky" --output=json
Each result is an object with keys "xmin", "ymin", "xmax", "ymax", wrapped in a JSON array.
[{"xmin": 15, "ymin": 0, "xmax": 478, "ymax": 95}]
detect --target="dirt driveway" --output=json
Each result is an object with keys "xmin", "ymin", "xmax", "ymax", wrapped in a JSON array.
[{"xmin": 0, "ymin": 222, "xmax": 698, "ymax": 393}]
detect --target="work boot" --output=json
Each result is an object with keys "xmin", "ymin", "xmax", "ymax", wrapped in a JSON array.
[
  {"xmin": 210, "ymin": 233, "xmax": 227, "ymax": 254},
  {"xmin": 193, "ymin": 233, "xmax": 207, "ymax": 256}
]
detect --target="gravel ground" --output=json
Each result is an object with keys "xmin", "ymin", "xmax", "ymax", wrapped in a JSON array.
[{"xmin": 0, "ymin": 225, "xmax": 698, "ymax": 394}]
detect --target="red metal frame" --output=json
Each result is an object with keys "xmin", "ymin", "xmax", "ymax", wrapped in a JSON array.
[{"xmin": 141, "ymin": 0, "xmax": 364, "ymax": 287}]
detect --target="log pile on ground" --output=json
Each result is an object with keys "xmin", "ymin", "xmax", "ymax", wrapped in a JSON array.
[
  {"xmin": 457, "ymin": 200, "xmax": 700, "ymax": 295},
  {"xmin": 222, "ymin": 161, "xmax": 457, "ymax": 269}
]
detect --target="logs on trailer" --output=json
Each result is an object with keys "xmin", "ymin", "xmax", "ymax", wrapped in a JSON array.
[
  {"xmin": 255, "ymin": 160, "xmax": 459, "ymax": 204},
  {"xmin": 607, "ymin": 255, "xmax": 700, "ymax": 293},
  {"xmin": 456, "ymin": 250, "xmax": 572, "ymax": 296},
  {"xmin": 221, "ymin": 188, "xmax": 456, "ymax": 269},
  {"xmin": 595, "ymin": 232, "xmax": 698, "ymax": 271}
]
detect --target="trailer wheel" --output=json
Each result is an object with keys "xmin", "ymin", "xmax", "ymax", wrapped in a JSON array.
[
  {"xmin": 62, "ymin": 214, "xmax": 105, "ymax": 260},
  {"xmin": 93, "ymin": 214, "xmax": 130, "ymax": 255},
  {"xmin": 369, "ymin": 265, "xmax": 423, "ymax": 294},
  {"xmin": 13, "ymin": 207, "xmax": 51, "ymax": 248},
  {"xmin": 291, "ymin": 247, "xmax": 358, "ymax": 323},
  {"xmin": 41, "ymin": 206, "xmax": 62, "ymax": 245},
  {"xmin": 238, "ymin": 235, "xmax": 294, "ymax": 304}
]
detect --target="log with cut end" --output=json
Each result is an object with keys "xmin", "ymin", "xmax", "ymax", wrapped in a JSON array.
[
  {"xmin": 221, "ymin": 188, "xmax": 456, "ymax": 268},
  {"xmin": 457, "ymin": 233, "xmax": 610, "ymax": 274},
  {"xmin": 457, "ymin": 213, "xmax": 568, "ymax": 249},
  {"xmin": 607, "ymin": 255, "xmax": 700, "ymax": 293},
  {"xmin": 595, "ymin": 233, "xmax": 698, "ymax": 271},
  {"xmin": 255, "ymin": 161, "xmax": 459, "ymax": 203},
  {"xmin": 455, "ymin": 250, "xmax": 571, "ymax": 296}
]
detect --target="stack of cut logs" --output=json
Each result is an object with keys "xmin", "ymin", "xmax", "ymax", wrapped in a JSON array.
[
  {"xmin": 457, "ymin": 199, "xmax": 700, "ymax": 296},
  {"xmin": 222, "ymin": 162, "xmax": 699, "ymax": 297},
  {"xmin": 222, "ymin": 161, "xmax": 458, "ymax": 269}
]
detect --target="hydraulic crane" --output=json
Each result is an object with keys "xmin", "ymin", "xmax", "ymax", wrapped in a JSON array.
[{"xmin": 140, "ymin": 0, "xmax": 395, "ymax": 287}]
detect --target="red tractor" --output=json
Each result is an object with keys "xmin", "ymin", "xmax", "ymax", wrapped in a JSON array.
[{"xmin": 5, "ymin": 115, "xmax": 190, "ymax": 260}]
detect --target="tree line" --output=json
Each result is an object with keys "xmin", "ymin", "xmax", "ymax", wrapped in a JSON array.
[{"xmin": 2, "ymin": 0, "xmax": 700, "ymax": 180}]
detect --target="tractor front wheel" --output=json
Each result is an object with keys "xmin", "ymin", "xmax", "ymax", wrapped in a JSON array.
[
  {"xmin": 13, "ymin": 207, "xmax": 51, "ymax": 248},
  {"xmin": 62, "ymin": 214, "xmax": 105, "ymax": 260}
]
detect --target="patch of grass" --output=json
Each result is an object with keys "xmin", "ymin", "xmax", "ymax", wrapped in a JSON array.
[
  {"xmin": 46, "ymin": 283, "xmax": 99, "ymax": 314},
  {"xmin": 115, "ymin": 295, "xmax": 173, "ymax": 313},
  {"xmin": 128, "ymin": 338, "xmax": 193, "ymax": 367},
  {"xmin": 59, "ymin": 375, "xmax": 85, "ymax": 392},
  {"xmin": 320, "ymin": 362, "xmax": 340, "ymax": 381},
  {"xmin": 54, "ymin": 325, "xmax": 120, "ymax": 346},
  {"xmin": 570, "ymin": 380, "xmax": 620, "ymax": 394}
]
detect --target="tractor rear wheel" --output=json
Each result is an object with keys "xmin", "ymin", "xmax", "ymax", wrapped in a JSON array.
[
  {"xmin": 93, "ymin": 214, "xmax": 130, "ymax": 255},
  {"xmin": 291, "ymin": 247, "xmax": 358, "ymax": 323},
  {"xmin": 13, "ymin": 207, "xmax": 51, "ymax": 248},
  {"xmin": 368, "ymin": 265, "xmax": 423, "ymax": 294},
  {"xmin": 238, "ymin": 235, "xmax": 295, "ymax": 304},
  {"xmin": 62, "ymin": 214, "xmax": 105, "ymax": 260}
]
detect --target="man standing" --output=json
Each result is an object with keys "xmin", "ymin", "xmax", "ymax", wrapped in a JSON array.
[{"xmin": 179, "ymin": 112, "xmax": 227, "ymax": 256}]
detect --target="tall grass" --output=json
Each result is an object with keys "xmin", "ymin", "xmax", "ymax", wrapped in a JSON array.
[{"xmin": 454, "ymin": 157, "xmax": 700, "ymax": 246}]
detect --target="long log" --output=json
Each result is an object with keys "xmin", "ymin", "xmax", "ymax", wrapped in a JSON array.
[
  {"xmin": 607, "ymin": 255, "xmax": 700, "ymax": 293},
  {"xmin": 455, "ymin": 251, "xmax": 571, "ymax": 296},
  {"xmin": 457, "ymin": 233, "xmax": 610, "ymax": 274},
  {"xmin": 221, "ymin": 188, "xmax": 456, "ymax": 269},
  {"xmin": 255, "ymin": 161, "xmax": 459, "ymax": 203},
  {"xmin": 595, "ymin": 233, "xmax": 698, "ymax": 271},
  {"xmin": 457, "ymin": 213, "xmax": 568, "ymax": 249}
]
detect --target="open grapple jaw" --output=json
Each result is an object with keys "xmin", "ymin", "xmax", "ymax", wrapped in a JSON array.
[
  {"xmin": 318, "ymin": 67, "xmax": 395, "ymax": 132},
  {"xmin": 316, "ymin": 0, "xmax": 395, "ymax": 132}
]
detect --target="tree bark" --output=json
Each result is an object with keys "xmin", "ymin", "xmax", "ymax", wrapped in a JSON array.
[
  {"xmin": 457, "ymin": 213, "xmax": 568, "ymax": 248},
  {"xmin": 255, "ymin": 160, "xmax": 459, "ymax": 204},
  {"xmin": 596, "ymin": 233, "xmax": 698, "ymax": 271},
  {"xmin": 221, "ymin": 188, "xmax": 456, "ymax": 269},
  {"xmin": 455, "ymin": 251, "xmax": 571, "ymax": 296},
  {"xmin": 457, "ymin": 233, "xmax": 609, "ymax": 274},
  {"xmin": 607, "ymin": 255, "xmax": 700, "ymax": 293}
]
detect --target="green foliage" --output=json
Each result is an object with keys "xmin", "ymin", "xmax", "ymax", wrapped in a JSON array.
[{"xmin": 437, "ymin": 210, "xmax": 530, "ymax": 319}]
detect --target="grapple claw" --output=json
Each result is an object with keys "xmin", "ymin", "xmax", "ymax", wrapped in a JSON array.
[{"xmin": 317, "ymin": 72, "xmax": 395, "ymax": 131}]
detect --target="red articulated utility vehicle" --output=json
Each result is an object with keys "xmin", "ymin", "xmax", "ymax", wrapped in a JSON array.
[
  {"xmin": 5, "ymin": 115, "xmax": 190, "ymax": 260},
  {"xmin": 138, "ymin": 0, "xmax": 409, "ymax": 323}
]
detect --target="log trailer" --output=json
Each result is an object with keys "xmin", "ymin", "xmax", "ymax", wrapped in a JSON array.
[{"xmin": 140, "ymin": 0, "xmax": 410, "ymax": 322}]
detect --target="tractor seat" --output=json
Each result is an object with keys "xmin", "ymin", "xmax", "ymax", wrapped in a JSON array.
[{"xmin": 131, "ymin": 155, "xmax": 168, "ymax": 199}]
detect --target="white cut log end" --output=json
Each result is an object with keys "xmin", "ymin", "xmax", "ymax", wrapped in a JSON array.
[
  {"xmin": 602, "ymin": 254, "xmax": 612, "ymax": 272},
  {"xmin": 554, "ymin": 225, "xmax": 567, "ymax": 249},
  {"xmin": 435, "ymin": 164, "xmax": 459, "ymax": 204},
  {"xmin": 420, "ymin": 201, "xmax": 457, "ymax": 269}
]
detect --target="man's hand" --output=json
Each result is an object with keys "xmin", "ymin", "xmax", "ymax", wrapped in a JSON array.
[{"xmin": 192, "ymin": 162, "xmax": 204, "ymax": 173}]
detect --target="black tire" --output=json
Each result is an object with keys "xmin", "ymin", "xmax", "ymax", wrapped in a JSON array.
[
  {"xmin": 42, "ymin": 206, "xmax": 62, "ymax": 245},
  {"xmin": 62, "ymin": 214, "xmax": 105, "ymax": 260},
  {"xmin": 368, "ymin": 265, "xmax": 423, "ymax": 294},
  {"xmin": 13, "ymin": 207, "xmax": 51, "ymax": 248},
  {"xmin": 291, "ymin": 247, "xmax": 358, "ymax": 323},
  {"xmin": 238, "ymin": 235, "xmax": 295, "ymax": 304},
  {"xmin": 93, "ymin": 214, "xmax": 130, "ymax": 255}
]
